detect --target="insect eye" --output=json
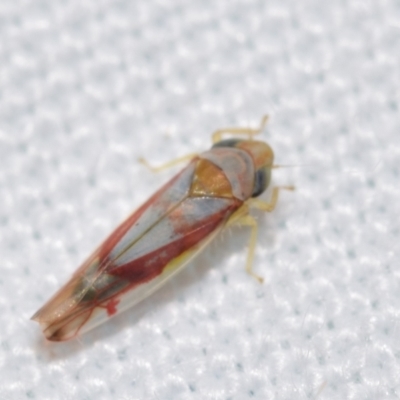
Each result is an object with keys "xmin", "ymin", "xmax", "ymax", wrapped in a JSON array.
[
  {"xmin": 252, "ymin": 167, "xmax": 271, "ymax": 197},
  {"xmin": 212, "ymin": 139, "xmax": 242, "ymax": 148}
]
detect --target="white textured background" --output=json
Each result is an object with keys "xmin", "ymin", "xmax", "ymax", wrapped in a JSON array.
[{"xmin": 0, "ymin": 1, "xmax": 399, "ymax": 399}]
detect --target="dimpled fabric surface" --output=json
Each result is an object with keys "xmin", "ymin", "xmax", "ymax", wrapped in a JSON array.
[{"xmin": 0, "ymin": 1, "xmax": 399, "ymax": 399}]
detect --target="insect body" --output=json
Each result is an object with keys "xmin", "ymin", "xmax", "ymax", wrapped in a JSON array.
[{"xmin": 32, "ymin": 116, "xmax": 291, "ymax": 341}]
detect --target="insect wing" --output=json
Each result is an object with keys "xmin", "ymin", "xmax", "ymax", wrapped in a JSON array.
[{"xmin": 32, "ymin": 160, "xmax": 239, "ymax": 340}]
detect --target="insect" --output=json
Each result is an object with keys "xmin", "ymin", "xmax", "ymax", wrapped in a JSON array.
[{"xmin": 31, "ymin": 116, "xmax": 293, "ymax": 341}]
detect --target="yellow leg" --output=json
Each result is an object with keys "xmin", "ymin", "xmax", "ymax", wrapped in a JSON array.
[
  {"xmin": 225, "ymin": 185, "xmax": 294, "ymax": 283},
  {"xmin": 232, "ymin": 214, "xmax": 264, "ymax": 284},
  {"xmin": 212, "ymin": 115, "xmax": 269, "ymax": 143},
  {"xmin": 140, "ymin": 114, "xmax": 270, "ymax": 171},
  {"xmin": 138, "ymin": 153, "xmax": 198, "ymax": 172},
  {"xmin": 226, "ymin": 205, "xmax": 263, "ymax": 283},
  {"xmin": 249, "ymin": 185, "xmax": 295, "ymax": 212}
]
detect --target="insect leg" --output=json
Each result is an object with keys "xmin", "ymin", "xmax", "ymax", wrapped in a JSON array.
[
  {"xmin": 139, "ymin": 153, "xmax": 198, "ymax": 172},
  {"xmin": 249, "ymin": 186, "xmax": 295, "ymax": 212},
  {"xmin": 232, "ymin": 214, "xmax": 264, "ymax": 284},
  {"xmin": 212, "ymin": 115, "xmax": 269, "ymax": 143},
  {"xmin": 226, "ymin": 205, "xmax": 263, "ymax": 283}
]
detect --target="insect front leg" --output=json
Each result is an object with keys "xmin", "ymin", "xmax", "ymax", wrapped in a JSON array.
[
  {"xmin": 249, "ymin": 185, "xmax": 295, "ymax": 212},
  {"xmin": 139, "ymin": 153, "xmax": 198, "ymax": 172},
  {"xmin": 212, "ymin": 115, "xmax": 269, "ymax": 143}
]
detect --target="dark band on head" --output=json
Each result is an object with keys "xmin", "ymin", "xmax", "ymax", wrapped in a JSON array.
[{"xmin": 212, "ymin": 139, "xmax": 242, "ymax": 149}]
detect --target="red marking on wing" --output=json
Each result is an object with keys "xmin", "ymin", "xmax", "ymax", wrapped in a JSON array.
[
  {"xmin": 105, "ymin": 298, "xmax": 120, "ymax": 316},
  {"xmin": 98, "ymin": 174, "xmax": 182, "ymax": 260},
  {"xmin": 108, "ymin": 204, "xmax": 239, "ymax": 284}
]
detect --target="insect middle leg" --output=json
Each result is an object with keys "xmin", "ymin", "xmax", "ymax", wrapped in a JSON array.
[
  {"xmin": 226, "ymin": 205, "xmax": 264, "ymax": 283},
  {"xmin": 212, "ymin": 115, "xmax": 269, "ymax": 143},
  {"xmin": 227, "ymin": 185, "xmax": 295, "ymax": 283},
  {"xmin": 234, "ymin": 214, "xmax": 264, "ymax": 283}
]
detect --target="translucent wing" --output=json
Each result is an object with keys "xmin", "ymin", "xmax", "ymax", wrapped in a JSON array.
[{"xmin": 32, "ymin": 161, "xmax": 241, "ymax": 340}]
